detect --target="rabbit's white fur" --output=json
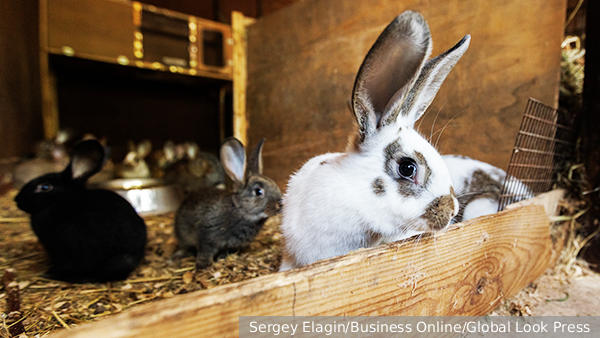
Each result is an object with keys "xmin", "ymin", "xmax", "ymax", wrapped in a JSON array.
[
  {"xmin": 280, "ymin": 11, "xmax": 470, "ymax": 271},
  {"xmin": 281, "ymin": 128, "xmax": 457, "ymax": 270}
]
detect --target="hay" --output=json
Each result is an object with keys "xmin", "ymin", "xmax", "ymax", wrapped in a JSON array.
[
  {"xmin": 548, "ymin": 34, "xmax": 593, "ymax": 275},
  {"xmin": 559, "ymin": 36, "xmax": 585, "ymax": 116},
  {"xmin": 0, "ymin": 189, "xmax": 282, "ymax": 337}
]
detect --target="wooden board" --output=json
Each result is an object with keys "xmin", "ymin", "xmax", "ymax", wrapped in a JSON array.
[
  {"xmin": 47, "ymin": 0, "xmax": 135, "ymax": 62},
  {"xmin": 245, "ymin": 0, "xmax": 567, "ymax": 188},
  {"xmin": 50, "ymin": 197, "xmax": 560, "ymax": 338},
  {"xmin": 232, "ymin": 11, "xmax": 255, "ymax": 146},
  {"xmin": 44, "ymin": 0, "xmax": 233, "ymax": 80},
  {"xmin": 0, "ymin": 0, "xmax": 44, "ymax": 155}
]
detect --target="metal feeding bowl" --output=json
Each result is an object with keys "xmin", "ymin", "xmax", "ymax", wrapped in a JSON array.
[{"xmin": 93, "ymin": 178, "xmax": 184, "ymax": 216}]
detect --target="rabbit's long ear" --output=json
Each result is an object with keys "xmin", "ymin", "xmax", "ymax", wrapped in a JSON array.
[
  {"xmin": 67, "ymin": 139, "xmax": 106, "ymax": 182},
  {"xmin": 246, "ymin": 138, "xmax": 265, "ymax": 175},
  {"xmin": 352, "ymin": 11, "xmax": 431, "ymax": 143},
  {"xmin": 137, "ymin": 139, "xmax": 152, "ymax": 158},
  {"xmin": 220, "ymin": 137, "xmax": 246, "ymax": 189},
  {"xmin": 399, "ymin": 35, "xmax": 471, "ymax": 126}
]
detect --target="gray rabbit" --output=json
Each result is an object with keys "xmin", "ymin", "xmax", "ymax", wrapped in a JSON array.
[
  {"xmin": 163, "ymin": 141, "xmax": 226, "ymax": 194},
  {"xmin": 173, "ymin": 137, "xmax": 282, "ymax": 269}
]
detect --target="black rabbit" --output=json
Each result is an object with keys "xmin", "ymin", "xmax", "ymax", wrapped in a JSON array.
[
  {"xmin": 14, "ymin": 139, "xmax": 147, "ymax": 283},
  {"xmin": 173, "ymin": 138, "xmax": 282, "ymax": 269}
]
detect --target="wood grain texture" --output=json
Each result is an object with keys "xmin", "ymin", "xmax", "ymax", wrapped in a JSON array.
[
  {"xmin": 0, "ymin": 0, "xmax": 44, "ymax": 157},
  {"xmin": 47, "ymin": 0, "xmax": 135, "ymax": 61},
  {"xmin": 40, "ymin": 0, "xmax": 60, "ymax": 140},
  {"xmin": 51, "ymin": 203, "xmax": 557, "ymax": 338},
  {"xmin": 245, "ymin": 0, "xmax": 567, "ymax": 188},
  {"xmin": 232, "ymin": 11, "xmax": 253, "ymax": 146}
]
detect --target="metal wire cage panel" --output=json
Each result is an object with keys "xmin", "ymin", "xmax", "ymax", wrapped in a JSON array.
[{"xmin": 498, "ymin": 98, "xmax": 577, "ymax": 211}]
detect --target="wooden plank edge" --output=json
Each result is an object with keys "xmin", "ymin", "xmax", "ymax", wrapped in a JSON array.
[
  {"xmin": 50, "ymin": 191, "xmax": 564, "ymax": 338},
  {"xmin": 39, "ymin": 0, "xmax": 60, "ymax": 140},
  {"xmin": 232, "ymin": 11, "xmax": 250, "ymax": 146}
]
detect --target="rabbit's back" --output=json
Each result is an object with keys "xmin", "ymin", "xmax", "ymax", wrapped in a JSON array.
[
  {"xmin": 32, "ymin": 189, "xmax": 147, "ymax": 282},
  {"xmin": 282, "ymin": 152, "xmax": 376, "ymax": 268},
  {"xmin": 175, "ymin": 188, "xmax": 261, "ymax": 248},
  {"xmin": 175, "ymin": 187, "xmax": 228, "ymax": 248},
  {"xmin": 442, "ymin": 155, "xmax": 533, "ymax": 223}
]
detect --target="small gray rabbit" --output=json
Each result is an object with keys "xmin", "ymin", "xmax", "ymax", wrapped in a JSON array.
[
  {"xmin": 163, "ymin": 141, "xmax": 226, "ymax": 194},
  {"xmin": 173, "ymin": 137, "xmax": 282, "ymax": 269}
]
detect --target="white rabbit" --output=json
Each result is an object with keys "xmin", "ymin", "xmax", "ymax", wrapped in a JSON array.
[
  {"xmin": 280, "ymin": 11, "xmax": 470, "ymax": 271},
  {"xmin": 118, "ymin": 140, "xmax": 152, "ymax": 178},
  {"xmin": 443, "ymin": 155, "xmax": 534, "ymax": 223}
]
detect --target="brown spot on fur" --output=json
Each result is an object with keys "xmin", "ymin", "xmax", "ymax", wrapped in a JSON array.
[
  {"xmin": 384, "ymin": 139, "xmax": 401, "ymax": 163},
  {"xmin": 414, "ymin": 151, "xmax": 431, "ymax": 187},
  {"xmin": 397, "ymin": 184, "xmax": 412, "ymax": 197},
  {"xmin": 366, "ymin": 229, "xmax": 383, "ymax": 247},
  {"xmin": 454, "ymin": 169, "xmax": 503, "ymax": 223},
  {"xmin": 372, "ymin": 178, "xmax": 386, "ymax": 195},
  {"xmin": 422, "ymin": 194, "xmax": 454, "ymax": 230},
  {"xmin": 383, "ymin": 139, "xmax": 421, "ymax": 197}
]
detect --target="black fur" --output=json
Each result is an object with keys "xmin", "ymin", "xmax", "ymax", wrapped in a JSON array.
[
  {"xmin": 173, "ymin": 138, "xmax": 282, "ymax": 269},
  {"xmin": 14, "ymin": 140, "xmax": 147, "ymax": 283}
]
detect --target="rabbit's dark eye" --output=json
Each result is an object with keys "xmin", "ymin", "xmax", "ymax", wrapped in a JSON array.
[
  {"xmin": 254, "ymin": 187, "xmax": 264, "ymax": 196},
  {"xmin": 35, "ymin": 183, "xmax": 53, "ymax": 193},
  {"xmin": 398, "ymin": 159, "xmax": 417, "ymax": 180}
]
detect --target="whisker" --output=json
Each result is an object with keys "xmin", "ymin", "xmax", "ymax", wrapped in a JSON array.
[
  {"xmin": 430, "ymin": 123, "xmax": 464, "ymax": 140},
  {"xmin": 456, "ymin": 191, "xmax": 489, "ymax": 198},
  {"xmin": 452, "ymin": 181, "xmax": 467, "ymax": 193},
  {"xmin": 434, "ymin": 109, "xmax": 468, "ymax": 149},
  {"xmin": 409, "ymin": 232, "xmax": 423, "ymax": 260},
  {"xmin": 432, "ymin": 233, "xmax": 441, "ymax": 258},
  {"xmin": 428, "ymin": 99, "xmax": 449, "ymax": 143},
  {"xmin": 417, "ymin": 102, "xmax": 433, "ymax": 132}
]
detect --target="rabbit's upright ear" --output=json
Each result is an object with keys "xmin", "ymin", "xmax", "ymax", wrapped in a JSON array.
[
  {"xmin": 137, "ymin": 139, "xmax": 152, "ymax": 158},
  {"xmin": 220, "ymin": 137, "xmax": 246, "ymax": 189},
  {"xmin": 67, "ymin": 140, "xmax": 106, "ymax": 182},
  {"xmin": 399, "ymin": 34, "xmax": 470, "ymax": 126},
  {"xmin": 352, "ymin": 11, "xmax": 431, "ymax": 143},
  {"xmin": 246, "ymin": 138, "xmax": 265, "ymax": 175}
]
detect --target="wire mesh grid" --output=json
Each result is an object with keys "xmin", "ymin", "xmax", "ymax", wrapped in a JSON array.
[{"xmin": 498, "ymin": 98, "xmax": 577, "ymax": 211}]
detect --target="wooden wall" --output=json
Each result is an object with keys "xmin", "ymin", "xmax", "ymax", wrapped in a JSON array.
[
  {"xmin": 140, "ymin": 0, "xmax": 298, "ymax": 23},
  {"xmin": 0, "ymin": 0, "xmax": 43, "ymax": 158},
  {"xmin": 0, "ymin": 0, "xmax": 298, "ymax": 161},
  {"xmin": 246, "ymin": 0, "xmax": 567, "ymax": 188}
]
